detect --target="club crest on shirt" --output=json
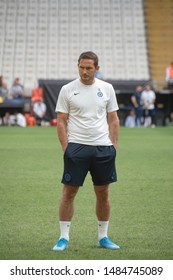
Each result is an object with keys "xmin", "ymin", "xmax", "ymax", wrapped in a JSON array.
[{"xmin": 97, "ymin": 88, "xmax": 103, "ymax": 97}]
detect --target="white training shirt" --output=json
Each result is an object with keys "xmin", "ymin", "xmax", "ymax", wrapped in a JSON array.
[
  {"xmin": 33, "ymin": 102, "xmax": 46, "ymax": 118},
  {"xmin": 141, "ymin": 90, "xmax": 156, "ymax": 110},
  {"xmin": 55, "ymin": 78, "xmax": 119, "ymax": 146}
]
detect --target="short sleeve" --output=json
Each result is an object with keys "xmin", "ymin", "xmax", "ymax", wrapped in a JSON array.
[
  {"xmin": 107, "ymin": 84, "xmax": 119, "ymax": 112},
  {"xmin": 55, "ymin": 86, "xmax": 69, "ymax": 113}
]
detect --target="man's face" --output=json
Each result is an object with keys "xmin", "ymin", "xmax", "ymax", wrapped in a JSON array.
[
  {"xmin": 136, "ymin": 86, "xmax": 142, "ymax": 92},
  {"xmin": 78, "ymin": 59, "xmax": 99, "ymax": 85},
  {"xmin": 146, "ymin": 85, "xmax": 151, "ymax": 91},
  {"xmin": 15, "ymin": 79, "xmax": 19, "ymax": 84}
]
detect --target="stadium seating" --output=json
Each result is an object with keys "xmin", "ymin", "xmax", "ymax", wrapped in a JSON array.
[
  {"xmin": 145, "ymin": 0, "xmax": 173, "ymax": 89},
  {"xmin": 0, "ymin": 0, "xmax": 149, "ymax": 92}
]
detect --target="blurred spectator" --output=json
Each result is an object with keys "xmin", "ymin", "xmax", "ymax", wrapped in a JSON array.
[
  {"xmin": 166, "ymin": 62, "xmax": 173, "ymax": 89},
  {"xmin": 3, "ymin": 112, "xmax": 14, "ymax": 126},
  {"xmin": 0, "ymin": 82, "xmax": 9, "ymax": 102},
  {"xmin": 25, "ymin": 113, "xmax": 36, "ymax": 127},
  {"xmin": 0, "ymin": 75, "xmax": 3, "ymax": 87},
  {"xmin": 141, "ymin": 84, "xmax": 156, "ymax": 127},
  {"xmin": 166, "ymin": 112, "xmax": 173, "ymax": 126},
  {"xmin": 124, "ymin": 109, "xmax": 136, "ymax": 127},
  {"xmin": 9, "ymin": 78, "xmax": 24, "ymax": 100},
  {"xmin": 131, "ymin": 85, "xmax": 143, "ymax": 126},
  {"xmin": 33, "ymin": 100, "xmax": 47, "ymax": 126},
  {"xmin": 14, "ymin": 112, "xmax": 26, "ymax": 127},
  {"xmin": 31, "ymin": 87, "xmax": 43, "ymax": 102},
  {"xmin": 170, "ymin": 112, "xmax": 173, "ymax": 126},
  {"xmin": 0, "ymin": 114, "xmax": 2, "ymax": 126}
]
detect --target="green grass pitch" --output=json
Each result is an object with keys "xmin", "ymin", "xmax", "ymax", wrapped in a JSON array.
[{"xmin": 0, "ymin": 126, "xmax": 172, "ymax": 260}]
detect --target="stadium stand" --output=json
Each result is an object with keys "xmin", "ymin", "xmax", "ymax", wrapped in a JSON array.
[
  {"xmin": 145, "ymin": 0, "xmax": 173, "ymax": 90},
  {"xmin": 0, "ymin": 0, "xmax": 149, "ymax": 90},
  {"xmin": 0, "ymin": 0, "xmax": 173, "ymax": 125}
]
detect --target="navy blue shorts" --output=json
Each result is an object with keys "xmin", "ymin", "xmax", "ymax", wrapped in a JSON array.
[{"xmin": 62, "ymin": 143, "xmax": 117, "ymax": 186}]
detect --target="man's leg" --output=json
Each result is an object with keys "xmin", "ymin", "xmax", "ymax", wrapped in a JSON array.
[
  {"xmin": 53, "ymin": 185, "xmax": 79, "ymax": 251},
  {"xmin": 94, "ymin": 184, "xmax": 120, "ymax": 250},
  {"xmin": 59, "ymin": 184, "xmax": 79, "ymax": 221},
  {"xmin": 94, "ymin": 185, "xmax": 110, "ymax": 221},
  {"xmin": 150, "ymin": 109, "xmax": 156, "ymax": 127}
]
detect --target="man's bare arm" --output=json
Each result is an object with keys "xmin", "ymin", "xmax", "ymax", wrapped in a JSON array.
[
  {"xmin": 107, "ymin": 111, "xmax": 119, "ymax": 149},
  {"xmin": 57, "ymin": 112, "xmax": 69, "ymax": 152}
]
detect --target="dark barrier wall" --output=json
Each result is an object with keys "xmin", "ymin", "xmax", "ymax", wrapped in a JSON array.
[
  {"xmin": 39, "ymin": 79, "xmax": 72, "ymax": 120},
  {"xmin": 39, "ymin": 79, "xmax": 173, "ymax": 125}
]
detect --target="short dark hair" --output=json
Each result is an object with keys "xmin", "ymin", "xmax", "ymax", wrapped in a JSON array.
[{"xmin": 78, "ymin": 51, "xmax": 99, "ymax": 68}]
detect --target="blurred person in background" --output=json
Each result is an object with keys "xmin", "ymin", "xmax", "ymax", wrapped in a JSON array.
[
  {"xmin": 0, "ymin": 75, "xmax": 3, "ymax": 87},
  {"xmin": 166, "ymin": 112, "xmax": 173, "ymax": 126},
  {"xmin": 0, "ymin": 114, "xmax": 2, "ymax": 126},
  {"xmin": 13, "ymin": 111, "xmax": 26, "ymax": 127},
  {"xmin": 166, "ymin": 62, "xmax": 173, "ymax": 89},
  {"xmin": 9, "ymin": 78, "xmax": 24, "ymax": 100},
  {"xmin": 141, "ymin": 84, "xmax": 156, "ymax": 128},
  {"xmin": 131, "ymin": 85, "xmax": 143, "ymax": 126},
  {"xmin": 124, "ymin": 109, "xmax": 136, "ymax": 127},
  {"xmin": 3, "ymin": 112, "xmax": 14, "ymax": 126},
  {"xmin": 0, "ymin": 82, "xmax": 9, "ymax": 102},
  {"xmin": 33, "ymin": 100, "xmax": 47, "ymax": 126}
]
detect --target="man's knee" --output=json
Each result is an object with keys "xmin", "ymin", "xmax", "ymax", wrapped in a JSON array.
[
  {"xmin": 63, "ymin": 185, "xmax": 79, "ymax": 200},
  {"xmin": 94, "ymin": 185, "xmax": 109, "ymax": 200}
]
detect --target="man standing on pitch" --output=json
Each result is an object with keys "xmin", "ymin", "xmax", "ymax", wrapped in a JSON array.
[{"xmin": 53, "ymin": 51, "xmax": 120, "ymax": 251}]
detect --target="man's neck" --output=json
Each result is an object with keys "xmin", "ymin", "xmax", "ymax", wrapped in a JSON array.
[{"xmin": 80, "ymin": 78, "xmax": 96, "ymax": 86}]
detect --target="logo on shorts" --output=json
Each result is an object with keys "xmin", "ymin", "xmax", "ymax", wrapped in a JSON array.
[
  {"xmin": 111, "ymin": 172, "xmax": 116, "ymax": 180},
  {"xmin": 97, "ymin": 88, "xmax": 103, "ymax": 97},
  {"xmin": 74, "ymin": 92, "xmax": 80, "ymax": 95},
  {"xmin": 64, "ymin": 173, "xmax": 72, "ymax": 182}
]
